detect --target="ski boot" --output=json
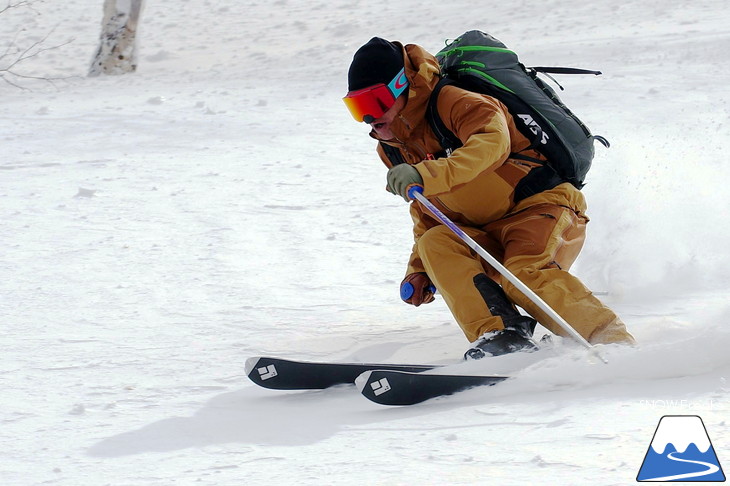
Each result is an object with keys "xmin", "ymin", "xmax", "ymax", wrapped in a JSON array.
[
  {"xmin": 464, "ymin": 319, "xmax": 538, "ymax": 360},
  {"xmin": 464, "ymin": 274, "xmax": 539, "ymax": 360}
]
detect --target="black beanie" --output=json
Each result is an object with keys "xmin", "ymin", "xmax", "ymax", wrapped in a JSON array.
[{"xmin": 347, "ymin": 37, "xmax": 404, "ymax": 92}]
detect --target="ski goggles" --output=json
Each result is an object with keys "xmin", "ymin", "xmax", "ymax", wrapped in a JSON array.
[{"xmin": 343, "ymin": 67, "xmax": 409, "ymax": 123}]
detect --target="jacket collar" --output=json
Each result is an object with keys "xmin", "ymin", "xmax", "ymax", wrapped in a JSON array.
[{"xmin": 369, "ymin": 42, "xmax": 441, "ymax": 144}]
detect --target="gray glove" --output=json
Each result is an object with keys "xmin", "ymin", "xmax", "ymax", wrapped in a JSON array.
[{"xmin": 386, "ymin": 164, "xmax": 423, "ymax": 202}]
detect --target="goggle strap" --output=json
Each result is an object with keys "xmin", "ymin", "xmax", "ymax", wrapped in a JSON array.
[{"xmin": 387, "ymin": 67, "xmax": 409, "ymax": 98}]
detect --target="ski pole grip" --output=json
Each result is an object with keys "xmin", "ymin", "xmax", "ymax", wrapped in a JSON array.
[
  {"xmin": 407, "ymin": 185, "xmax": 424, "ymax": 201},
  {"xmin": 400, "ymin": 282, "xmax": 415, "ymax": 301},
  {"xmin": 400, "ymin": 282, "xmax": 437, "ymax": 301}
]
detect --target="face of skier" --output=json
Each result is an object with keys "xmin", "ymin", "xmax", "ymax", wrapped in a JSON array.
[
  {"xmin": 368, "ymin": 94, "xmax": 407, "ymax": 141},
  {"xmin": 343, "ymin": 62, "xmax": 409, "ymax": 141}
]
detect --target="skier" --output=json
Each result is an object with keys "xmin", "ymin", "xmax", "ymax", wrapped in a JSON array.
[{"xmin": 343, "ymin": 37, "xmax": 636, "ymax": 359}]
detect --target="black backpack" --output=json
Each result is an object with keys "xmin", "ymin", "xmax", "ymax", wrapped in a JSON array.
[{"xmin": 382, "ymin": 30, "xmax": 608, "ymax": 201}]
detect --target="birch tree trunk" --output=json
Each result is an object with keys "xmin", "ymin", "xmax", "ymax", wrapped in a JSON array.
[{"xmin": 89, "ymin": 0, "xmax": 144, "ymax": 76}]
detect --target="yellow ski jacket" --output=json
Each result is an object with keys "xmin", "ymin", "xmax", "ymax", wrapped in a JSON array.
[{"xmin": 371, "ymin": 42, "xmax": 586, "ymax": 276}]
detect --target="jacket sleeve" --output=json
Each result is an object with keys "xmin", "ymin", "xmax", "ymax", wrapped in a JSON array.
[{"xmin": 414, "ymin": 86, "xmax": 512, "ymax": 197}]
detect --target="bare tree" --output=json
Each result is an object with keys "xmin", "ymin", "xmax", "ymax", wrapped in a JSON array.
[
  {"xmin": 1, "ymin": 1, "xmax": 72, "ymax": 89},
  {"xmin": 89, "ymin": 0, "xmax": 144, "ymax": 77},
  {"xmin": 0, "ymin": 0, "xmax": 31, "ymax": 16}
]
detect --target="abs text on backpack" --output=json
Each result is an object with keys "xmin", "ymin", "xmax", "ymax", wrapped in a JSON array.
[{"xmin": 415, "ymin": 30, "xmax": 608, "ymax": 201}]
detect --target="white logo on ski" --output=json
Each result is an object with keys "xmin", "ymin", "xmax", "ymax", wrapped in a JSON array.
[
  {"xmin": 517, "ymin": 114, "xmax": 549, "ymax": 145},
  {"xmin": 370, "ymin": 377, "xmax": 391, "ymax": 396},
  {"xmin": 257, "ymin": 364, "xmax": 278, "ymax": 381}
]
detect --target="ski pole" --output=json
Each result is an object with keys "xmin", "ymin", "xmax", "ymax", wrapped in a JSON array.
[{"xmin": 407, "ymin": 186, "xmax": 606, "ymax": 362}]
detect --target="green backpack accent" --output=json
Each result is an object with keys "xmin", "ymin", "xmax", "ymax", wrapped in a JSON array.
[{"xmin": 427, "ymin": 30, "xmax": 608, "ymax": 199}]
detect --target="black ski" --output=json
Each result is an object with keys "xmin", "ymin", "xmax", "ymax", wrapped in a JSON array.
[
  {"xmin": 245, "ymin": 356, "xmax": 439, "ymax": 390},
  {"xmin": 356, "ymin": 369, "xmax": 508, "ymax": 406}
]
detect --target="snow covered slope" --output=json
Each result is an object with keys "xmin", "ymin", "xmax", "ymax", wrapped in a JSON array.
[{"xmin": 1, "ymin": 1, "xmax": 728, "ymax": 485}]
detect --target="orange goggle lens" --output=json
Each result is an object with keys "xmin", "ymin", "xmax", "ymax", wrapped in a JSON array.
[{"xmin": 342, "ymin": 84, "xmax": 395, "ymax": 123}]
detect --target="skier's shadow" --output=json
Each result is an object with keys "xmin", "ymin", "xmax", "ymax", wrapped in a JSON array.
[{"xmin": 87, "ymin": 384, "xmax": 438, "ymax": 457}]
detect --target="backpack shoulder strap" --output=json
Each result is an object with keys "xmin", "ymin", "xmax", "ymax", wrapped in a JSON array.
[
  {"xmin": 426, "ymin": 77, "xmax": 463, "ymax": 156},
  {"xmin": 379, "ymin": 141, "xmax": 406, "ymax": 166}
]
